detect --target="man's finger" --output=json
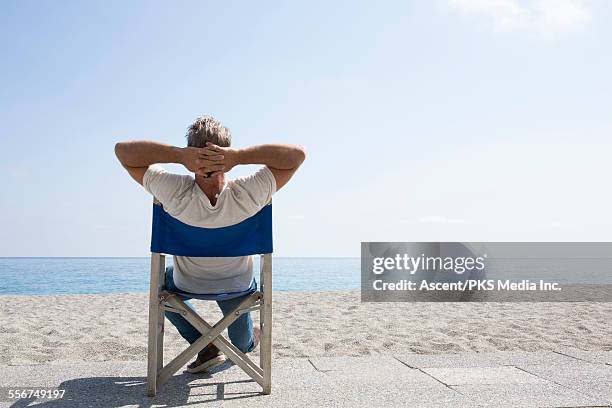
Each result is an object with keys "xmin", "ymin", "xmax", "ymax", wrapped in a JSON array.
[
  {"xmin": 205, "ymin": 142, "xmax": 222, "ymax": 151},
  {"xmin": 201, "ymin": 148, "xmax": 222, "ymax": 156},
  {"xmin": 197, "ymin": 158, "xmax": 223, "ymax": 166},
  {"xmin": 200, "ymin": 153, "xmax": 224, "ymax": 161}
]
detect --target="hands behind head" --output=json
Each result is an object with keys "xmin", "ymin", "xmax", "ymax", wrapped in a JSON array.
[
  {"xmin": 180, "ymin": 143, "xmax": 237, "ymax": 177},
  {"xmin": 202, "ymin": 142, "xmax": 238, "ymax": 176},
  {"xmin": 180, "ymin": 145, "xmax": 224, "ymax": 177}
]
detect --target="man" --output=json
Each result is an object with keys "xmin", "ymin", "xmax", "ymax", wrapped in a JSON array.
[{"xmin": 115, "ymin": 116, "xmax": 305, "ymax": 372}]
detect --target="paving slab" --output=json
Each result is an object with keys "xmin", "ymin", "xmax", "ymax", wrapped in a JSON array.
[
  {"xmin": 421, "ymin": 366, "xmax": 547, "ymax": 386},
  {"xmin": 323, "ymin": 367, "xmax": 443, "ymax": 388},
  {"xmin": 221, "ymin": 358, "xmax": 332, "ymax": 391},
  {"xmin": 309, "ymin": 356, "xmax": 441, "ymax": 387},
  {"xmin": 452, "ymin": 382, "xmax": 610, "ymax": 408},
  {"xmin": 0, "ymin": 361, "xmax": 224, "ymax": 408},
  {"xmin": 0, "ymin": 361, "xmax": 147, "ymax": 387},
  {"xmin": 396, "ymin": 353, "xmax": 501, "ymax": 368},
  {"xmin": 219, "ymin": 376, "xmax": 468, "ymax": 408},
  {"xmin": 308, "ymin": 356, "xmax": 405, "ymax": 372},
  {"xmin": 557, "ymin": 351, "xmax": 612, "ymax": 366},
  {"xmin": 221, "ymin": 391, "xmax": 350, "ymax": 408},
  {"xmin": 488, "ymin": 351, "xmax": 581, "ymax": 366},
  {"xmin": 559, "ymin": 381, "xmax": 612, "ymax": 405},
  {"xmin": 518, "ymin": 361, "xmax": 612, "ymax": 384},
  {"xmin": 220, "ymin": 369, "xmax": 347, "ymax": 408},
  {"xmin": 321, "ymin": 383, "xmax": 478, "ymax": 408}
]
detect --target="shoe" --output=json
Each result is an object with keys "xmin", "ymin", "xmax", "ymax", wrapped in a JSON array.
[{"xmin": 186, "ymin": 344, "xmax": 226, "ymax": 373}]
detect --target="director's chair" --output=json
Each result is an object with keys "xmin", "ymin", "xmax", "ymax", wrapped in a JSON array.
[{"xmin": 146, "ymin": 199, "xmax": 272, "ymax": 397}]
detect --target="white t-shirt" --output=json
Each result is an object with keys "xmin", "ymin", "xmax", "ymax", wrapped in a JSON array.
[{"xmin": 143, "ymin": 164, "xmax": 276, "ymax": 294}]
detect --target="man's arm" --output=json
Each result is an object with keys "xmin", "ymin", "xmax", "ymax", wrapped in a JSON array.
[
  {"xmin": 114, "ymin": 140, "xmax": 225, "ymax": 185},
  {"xmin": 205, "ymin": 143, "xmax": 306, "ymax": 190}
]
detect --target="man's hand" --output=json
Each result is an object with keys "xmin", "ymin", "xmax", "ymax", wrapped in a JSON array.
[
  {"xmin": 203, "ymin": 143, "xmax": 239, "ymax": 173},
  {"xmin": 180, "ymin": 147, "xmax": 226, "ymax": 176}
]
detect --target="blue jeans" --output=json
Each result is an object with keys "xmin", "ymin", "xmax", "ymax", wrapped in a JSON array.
[{"xmin": 164, "ymin": 266, "xmax": 255, "ymax": 353}]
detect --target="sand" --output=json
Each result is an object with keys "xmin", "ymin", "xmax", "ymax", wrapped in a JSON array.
[{"xmin": 0, "ymin": 291, "xmax": 610, "ymax": 366}]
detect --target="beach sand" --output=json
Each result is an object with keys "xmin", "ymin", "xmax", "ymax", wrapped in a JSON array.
[{"xmin": 0, "ymin": 291, "xmax": 610, "ymax": 366}]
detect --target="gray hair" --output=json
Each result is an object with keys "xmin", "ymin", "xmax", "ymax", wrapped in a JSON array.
[{"xmin": 186, "ymin": 116, "xmax": 231, "ymax": 148}]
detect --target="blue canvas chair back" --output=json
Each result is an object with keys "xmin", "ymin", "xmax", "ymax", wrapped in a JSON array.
[{"xmin": 150, "ymin": 201, "xmax": 273, "ymax": 301}]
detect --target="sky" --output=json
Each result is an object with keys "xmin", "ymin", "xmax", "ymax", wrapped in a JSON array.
[{"xmin": 1, "ymin": 0, "xmax": 611, "ymax": 257}]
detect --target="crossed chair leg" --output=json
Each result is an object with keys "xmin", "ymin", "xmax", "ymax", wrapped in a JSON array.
[{"xmin": 147, "ymin": 290, "xmax": 270, "ymax": 396}]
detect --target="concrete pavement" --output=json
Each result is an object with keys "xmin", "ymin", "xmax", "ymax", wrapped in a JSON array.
[{"xmin": 0, "ymin": 351, "xmax": 610, "ymax": 407}]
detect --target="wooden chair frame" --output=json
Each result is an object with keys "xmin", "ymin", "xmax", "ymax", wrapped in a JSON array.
[{"xmin": 146, "ymin": 252, "xmax": 272, "ymax": 397}]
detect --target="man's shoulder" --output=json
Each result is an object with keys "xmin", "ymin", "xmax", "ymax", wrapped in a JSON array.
[
  {"xmin": 221, "ymin": 167, "xmax": 274, "ymax": 217},
  {"xmin": 143, "ymin": 164, "xmax": 195, "ymax": 203},
  {"xmin": 229, "ymin": 167, "xmax": 275, "ymax": 190},
  {"xmin": 146, "ymin": 165, "xmax": 194, "ymax": 184}
]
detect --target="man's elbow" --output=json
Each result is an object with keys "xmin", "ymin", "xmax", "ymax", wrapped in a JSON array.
[
  {"xmin": 293, "ymin": 145, "xmax": 306, "ymax": 167},
  {"xmin": 114, "ymin": 142, "xmax": 127, "ymax": 163}
]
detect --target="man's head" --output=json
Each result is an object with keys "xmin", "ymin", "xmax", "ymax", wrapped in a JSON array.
[{"xmin": 186, "ymin": 116, "xmax": 231, "ymax": 148}]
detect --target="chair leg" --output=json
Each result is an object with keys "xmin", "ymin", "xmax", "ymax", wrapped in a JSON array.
[
  {"xmin": 147, "ymin": 253, "xmax": 165, "ymax": 397},
  {"xmin": 157, "ymin": 285, "xmax": 165, "ymax": 373},
  {"xmin": 260, "ymin": 254, "xmax": 272, "ymax": 394},
  {"xmin": 147, "ymin": 305, "xmax": 159, "ymax": 396}
]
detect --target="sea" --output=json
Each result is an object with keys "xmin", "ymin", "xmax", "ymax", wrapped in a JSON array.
[{"xmin": 0, "ymin": 257, "xmax": 361, "ymax": 295}]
